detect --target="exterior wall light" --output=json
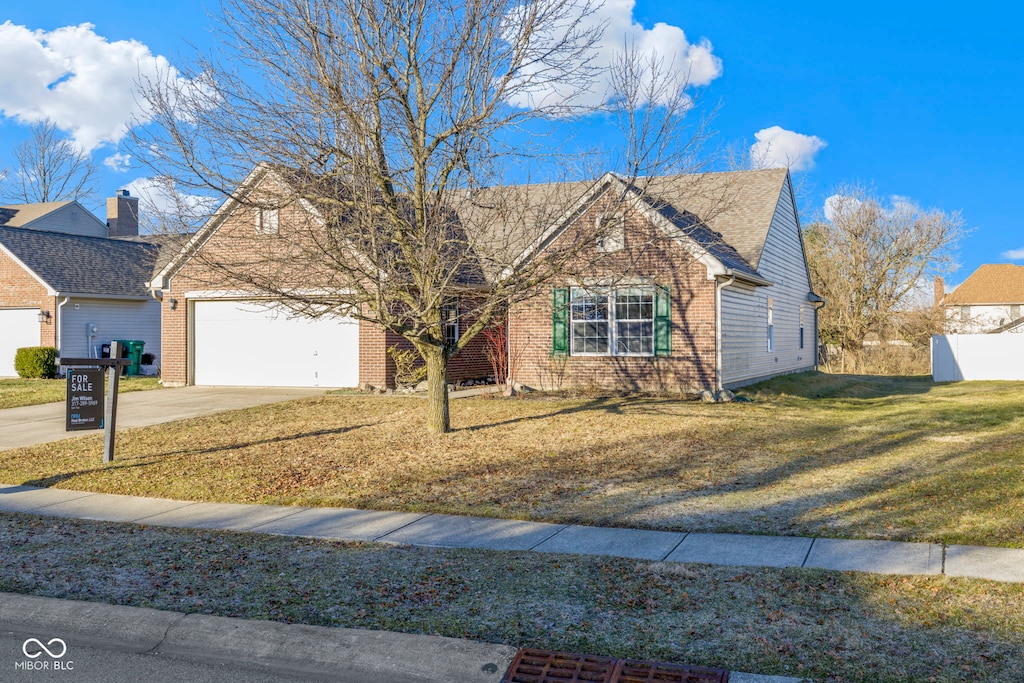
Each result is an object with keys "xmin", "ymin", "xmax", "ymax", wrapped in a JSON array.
[{"xmin": 38, "ymin": 310, "xmax": 51, "ymax": 323}]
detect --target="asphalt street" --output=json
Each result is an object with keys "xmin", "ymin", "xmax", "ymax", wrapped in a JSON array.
[{"xmin": 1, "ymin": 631, "xmax": 308, "ymax": 683}]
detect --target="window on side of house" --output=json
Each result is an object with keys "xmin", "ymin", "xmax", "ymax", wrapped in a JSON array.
[
  {"xmin": 767, "ymin": 298, "xmax": 774, "ymax": 352},
  {"xmin": 570, "ymin": 288, "xmax": 610, "ymax": 354},
  {"xmin": 257, "ymin": 207, "xmax": 279, "ymax": 234},
  {"xmin": 614, "ymin": 287, "xmax": 654, "ymax": 355},
  {"xmin": 441, "ymin": 299, "xmax": 459, "ymax": 349},
  {"xmin": 559, "ymin": 285, "xmax": 666, "ymax": 357}
]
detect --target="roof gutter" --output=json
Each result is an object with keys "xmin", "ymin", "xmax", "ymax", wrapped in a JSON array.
[
  {"xmin": 53, "ymin": 292, "xmax": 154, "ymax": 301},
  {"xmin": 721, "ymin": 268, "xmax": 773, "ymax": 288}
]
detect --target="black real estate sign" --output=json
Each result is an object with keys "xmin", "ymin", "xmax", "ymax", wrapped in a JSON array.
[{"xmin": 66, "ymin": 368, "xmax": 104, "ymax": 431}]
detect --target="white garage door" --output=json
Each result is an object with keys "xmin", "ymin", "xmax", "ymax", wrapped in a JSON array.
[
  {"xmin": 193, "ymin": 300, "xmax": 359, "ymax": 387},
  {"xmin": 0, "ymin": 309, "xmax": 41, "ymax": 377}
]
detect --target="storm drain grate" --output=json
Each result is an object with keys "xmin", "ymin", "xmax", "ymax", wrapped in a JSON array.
[{"xmin": 502, "ymin": 649, "xmax": 729, "ymax": 683}]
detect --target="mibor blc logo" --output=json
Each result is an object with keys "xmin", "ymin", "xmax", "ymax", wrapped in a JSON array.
[{"xmin": 16, "ymin": 637, "xmax": 73, "ymax": 671}]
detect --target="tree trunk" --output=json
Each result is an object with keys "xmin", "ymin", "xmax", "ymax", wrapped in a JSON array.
[{"xmin": 424, "ymin": 346, "xmax": 450, "ymax": 433}]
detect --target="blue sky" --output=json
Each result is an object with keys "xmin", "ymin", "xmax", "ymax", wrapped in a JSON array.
[{"xmin": 1, "ymin": 0, "xmax": 1021, "ymax": 286}]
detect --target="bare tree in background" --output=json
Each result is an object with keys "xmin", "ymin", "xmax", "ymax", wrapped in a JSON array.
[
  {"xmin": 804, "ymin": 186, "xmax": 966, "ymax": 371},
  {"xmin": 132, "ymin": 0, "xmax": 714, "ymax": 432},
  {"xmin": 1, "ymin": 121, "xmax": 98, "ymax": 204}
]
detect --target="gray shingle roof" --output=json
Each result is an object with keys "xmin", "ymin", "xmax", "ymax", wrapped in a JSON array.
[{"xmin": 0, "ymin": 227, "xmax": 160, "ymax": 297}]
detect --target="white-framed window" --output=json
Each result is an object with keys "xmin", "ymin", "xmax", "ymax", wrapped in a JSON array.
[
  {"xmin": 441, "ymin": 299, "xmax": 459, "ymax": 348},
  {"xmin": 257, "ymin": 207, "xmax": 279, "ymax": 234},
  {"xmin": 595, "ymin": 211, "xmax": 626, "ymax": 253},
  {"xmin": 570, "ymin": 286, "xmax": 654, "ymax": 356},
  {"xmin": 767, "ymin": 297, "xmax": 774, "ymax": 352}
]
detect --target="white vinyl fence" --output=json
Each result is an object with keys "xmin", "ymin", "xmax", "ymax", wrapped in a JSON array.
[{"xmin": 932, "ymin": 334, "xmax": 1024, "ymax": 381}]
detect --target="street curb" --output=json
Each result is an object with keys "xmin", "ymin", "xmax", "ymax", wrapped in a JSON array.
[
  {"xmin": 0, "ymin": 593, "xmax": 516, "ymax": 682},
  {"xmin": 0, "ymin": 593, "xmax": 808, "ymax": 682}
]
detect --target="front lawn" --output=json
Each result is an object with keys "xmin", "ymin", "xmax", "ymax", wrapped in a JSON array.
[
  {"xmin": 3, "ymin": 512, "xmax": 1022, "ymax": 683},
  {"xmin": 0, "ymin": 376, "xmax": 163, "ymax": 409},
  {"xmin": 1, "ymin": 373, "xmax": 1022, "ymax": 547}
]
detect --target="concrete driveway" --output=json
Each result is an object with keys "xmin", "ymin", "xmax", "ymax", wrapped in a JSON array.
[{"xmin": 0, "ymin": 386, "xmax": 325, "ymax": 451}]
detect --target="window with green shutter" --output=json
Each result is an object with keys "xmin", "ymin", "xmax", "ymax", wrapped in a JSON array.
[
  {"xmin": 552, "ymin": 288, "xmax": 569, "ymax": 355},
  {"xmin": 559, "ymin": 285, "xmax": 670, "ymax": 357},
  {"xmin": 654, "ymin": 285, "xmax": 671, "ymax": 356}
]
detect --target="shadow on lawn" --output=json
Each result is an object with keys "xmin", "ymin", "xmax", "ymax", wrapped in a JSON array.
[
  {"xmin": 152, "ymin": 424, "xmax": 370, "ymax": 458},
  {"xmin": 19, "ymin": 424, "xmax": 369, "ymax": 489},
  {"xmin": 743, "ymin": 372, "xmax": 937, "ymax": 400},
  {"xmin": 463, "ymin": 372, "xmax": 939, "ymax": 431},
  {"xmin": 414, "ymin": 388, "xmax": 1024, "ymax": 546},
  {"xmin": 460, "ymin": 395, "xmax": 713, "ymax": 431}
]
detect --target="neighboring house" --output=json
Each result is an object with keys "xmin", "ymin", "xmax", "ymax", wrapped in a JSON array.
[
  {"xmin": 941, "ymin": 264, "xmax": 1024, "ymax": 334},
  {"xmin": 508, "ymin": 169, "xmax": 821, "ymax": 392},
  {"xmin": 0, "ymin": 193, "xmax": 167, "ymax": 377},
  {"xmin": 153, "ymin": 165, "xmax": 820, "ymax": 392}
]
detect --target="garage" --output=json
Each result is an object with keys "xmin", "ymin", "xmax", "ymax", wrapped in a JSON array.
[
  {"xmin": 192, "ymin": 300, "xmax": 358, "ymax": 387},
  {"xmin": 0, "ymin": 308, "xmax": 41, "ymax": 377}
]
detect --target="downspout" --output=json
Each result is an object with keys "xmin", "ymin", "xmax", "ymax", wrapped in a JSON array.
[
  {"xmin": 714, "ymin": 274, "xmax": 735, "ymax": 392},
  {"xmin": 812, "ymin": 298, "xmax": 826, "ymax": 371},
  {"xmin": 56, "ymin": 296, "xmax": 70, "ymax": 363}
]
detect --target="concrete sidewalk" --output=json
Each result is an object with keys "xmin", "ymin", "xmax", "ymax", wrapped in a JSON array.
[
  {"xmin": 2, "ymin": 483, "xmax": 1022, "ymax": 583},
  {"xmin": 0, "ymin": 386, "xmax": 324, "ymax": 451}
]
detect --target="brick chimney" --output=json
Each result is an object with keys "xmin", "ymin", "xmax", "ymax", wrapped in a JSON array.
[
  {"xmin": 933, "ymin": 276, "xmax": 945, "ymax": 307},
  {"xmin": 106, "ymin": 190, "xmax": 139, "ymax": 237}
]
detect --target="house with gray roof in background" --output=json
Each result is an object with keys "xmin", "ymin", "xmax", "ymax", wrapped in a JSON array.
[{"xmin": 0, "ymin": 192, "xmax": 172, "ymax": 377}]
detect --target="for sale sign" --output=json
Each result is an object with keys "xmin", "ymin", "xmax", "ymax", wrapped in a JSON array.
[{"xmin": 66, "ymin": 368, "xmax": 104, "ymax": 431}]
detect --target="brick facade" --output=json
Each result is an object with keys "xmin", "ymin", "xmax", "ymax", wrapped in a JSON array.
[
  {"xmin": 509, "ymin": 195, "xmax": 718, "ymax": 393},
  {"xmin": 161, "ymin": 185, "xmax": 494, "ymax": 388},
  {"xmin": 0, "ymin": 250, "xmax": 57, "ymax": 347}
]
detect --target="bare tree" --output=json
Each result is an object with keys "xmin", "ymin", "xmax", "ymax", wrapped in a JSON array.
[
  {"xmin": 1, "ymin": 121, "xmax": 98, "ymax": 204},
  {"xmin": 804, "ymin": 186, "xmax": 966, "ymax": 370},
  {"xmin": 133, "ymin": 0, "xmax": 712, "ymax": 432}
]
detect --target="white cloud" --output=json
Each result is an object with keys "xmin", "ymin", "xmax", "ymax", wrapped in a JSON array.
[
  {"xmin": 0, "ymin": 21, "xmax": 197, "ymax": 151},
  {"xmin": 750, "ymin": 126, "xmax": 827, "ymax": 172},
  {"xmin": 103, "ymin": 152, "xmax": 132, "ymax": 172},
  {"xmin": 125, "ymin": 176, "xmax": 218, "ymax": 231},
  {"xmin": 823, "ymin": 193, "xmax": 859, "ymax": 222},
  {"xmin": 1002, "ymin": 248, "xmax": 1024, "ymax": 261},
  {"xmin": 505, "ymin": 0, "xmax": 722, "ymax": 110}
]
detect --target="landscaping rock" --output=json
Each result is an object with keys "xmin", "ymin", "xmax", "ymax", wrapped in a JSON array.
[
  {"xmin": 698, "ymin": 390, "xmax": 716, "ymax": 403},
  {"xmin": 715, "ymin": 389, "xmax": 736, "ymax": 403},
  {"xmin": 415, "ymin": 381, "xmax": 429, "ymax": 392}
]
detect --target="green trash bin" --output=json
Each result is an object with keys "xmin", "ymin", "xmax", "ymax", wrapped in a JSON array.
[{"xmin": 116, "ymin": 340, "xmax": 145, "ymax": 376}]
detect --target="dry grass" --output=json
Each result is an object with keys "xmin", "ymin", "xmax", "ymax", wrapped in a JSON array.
[
  {"xmin": 0, "ymin": 376, "xmax": 163, "ymax": 409},
  {"xmin": 2, "ymin": 512, "xmax": 1023, "ymax": 683},
  {"xmin": 1, "ymin": 372, "xmax": 1022, "ymax": 547}
]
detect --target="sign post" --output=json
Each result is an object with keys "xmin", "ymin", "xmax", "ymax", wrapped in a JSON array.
[
  {"xmin": 102, "ymin": 341, "xmax": 122, "ymax": 464},
  {"xmin": 59, "ymin": 342, "xmax": 130, "ymax": 464}
]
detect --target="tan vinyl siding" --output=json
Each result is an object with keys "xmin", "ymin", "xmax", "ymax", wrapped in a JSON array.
[
  {"xmin": 24, "ymin": 203, "xmax": 108, "ymax": 237},
  {"xmin": 721, "ymin": 175, "xmax": 816, "ymax": 387}
]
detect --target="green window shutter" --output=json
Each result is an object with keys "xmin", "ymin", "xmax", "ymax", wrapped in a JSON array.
[
  {"xmin": 654, "ymin": 285, "xmax": 671, "ymax": 356},
  {"xmin": 552, "ymin": 288, "xmax": 569, "ymax": 355}
]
